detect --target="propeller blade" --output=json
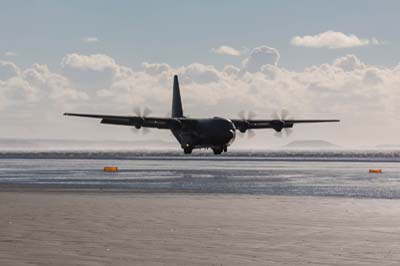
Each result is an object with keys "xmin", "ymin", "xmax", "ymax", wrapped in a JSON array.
[
  {"xmin": 237, "ymin": 110, "xmax": 258, "ymax": 138},
  {"xmin": 272, "ymin": 111, "xmax": 280, "ymax": 120},
  {"xmin": 281, "ymin": 109, "xmax": 289, "ymax": 120},
  {"xmin": 142, "ymin": 107, "xmax": 152, "ymax": 117},
  {"xmin": 131, "ymin": 106, "xmax": 152, "ymax": 135},
  {"xmin": 248, "ymin": 111, "xmax": 256, "ymax": 120},
  {"xmin": 272, "ymin": 109, "xmax": 294, "ymax": 138},
  {"xmin": 247, "ymin": 130, "xmax": 256, "ymax": 139},
  {"xmin": 133, "ymin": 106, "xmax": 152, "ymax": 117},
  {"xmin": 284, "ymin": 128, "xmax": 293, "ymax": 137},
  {"xmin": 133, "ymin": 107, "xmax": 141, "ymax": 117},
  {"xmin": 238, "ymin": 110, "xmax": 257, "ymax": 120},
  {"xmin": 238, "ymin": 110, "xmax": 245, "ymax": 120},
  {"xmin": 273, "ymin": 109, "xmax": 290, "ymax": 120}
]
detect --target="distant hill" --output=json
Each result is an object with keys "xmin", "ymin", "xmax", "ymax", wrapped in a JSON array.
[
  {"xmin": 283, "ymin": 140, "xmax": 339, "ymax": 149},
  {"xmin": 375, "ymin": 144, "xmax": 400, "ymax": 149}
]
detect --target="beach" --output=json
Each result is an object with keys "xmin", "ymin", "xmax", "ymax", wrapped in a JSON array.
[{"xmin": 1, "ymin": 192, "xmax": 400, "ymax": 266}]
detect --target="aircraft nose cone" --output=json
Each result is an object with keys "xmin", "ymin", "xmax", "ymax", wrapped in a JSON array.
[
  {"xmin": 229, "ymin": 129, "xmax": 235, "ymax": 138},
  {"xmin": 226, "ymin": 129, "xmax": 236, "ymax": 145}
]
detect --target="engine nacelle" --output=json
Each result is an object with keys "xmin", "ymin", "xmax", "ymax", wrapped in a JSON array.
[
  {"xmin": 271, "ymin": 120, "xmax": 285, "ymax": 132},
  {"xmin": 133, "ymin": 117, "xmax": 144, "ymax": 129},
  {"xmin": 237, "ymin": 121, "xmax": 250, "ymax": 133}
]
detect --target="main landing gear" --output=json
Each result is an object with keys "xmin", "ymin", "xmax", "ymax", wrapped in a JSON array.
[
  {"xmin": 212, "ymin": 146, "xmax": 227, "ymax": 155},
  {"xmin": 182, "ymin": 145, "xmax": 227, "ymax": 155},
  {"xmin": 183, "ymin": 146, "xmax": 193, "ymax": 154},
  {"xmin": 212, "ymin": 147, "xmax": 223, "ymax": 155}
]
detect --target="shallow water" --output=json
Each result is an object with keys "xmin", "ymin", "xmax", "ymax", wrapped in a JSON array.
[{"xmin": 0, "ymin": 150, "xmax": 399, "ymax": 198}]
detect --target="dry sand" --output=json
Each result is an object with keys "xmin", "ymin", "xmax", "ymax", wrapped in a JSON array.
[{"xmin": 1, "ymin": 192, "xmax": 400, "ymax": 266}]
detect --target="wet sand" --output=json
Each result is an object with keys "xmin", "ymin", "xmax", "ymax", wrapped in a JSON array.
[{"xmin": 1, "ymin": 192, "xmax": 400, "ymax": 266}]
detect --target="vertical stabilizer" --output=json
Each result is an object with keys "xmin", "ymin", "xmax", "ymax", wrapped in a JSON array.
[{"xmin": 172, "ymin": 75, "xmax": 183, "ymax": 117}]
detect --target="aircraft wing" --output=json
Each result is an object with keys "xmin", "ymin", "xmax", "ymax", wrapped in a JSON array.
[
  {"xmin": 64, "ymin": 113, "xmax": 182, "ymax": 130},
  {"xmin": 231, "ymin": 118, "xmax": 340, "ymax": 132}
]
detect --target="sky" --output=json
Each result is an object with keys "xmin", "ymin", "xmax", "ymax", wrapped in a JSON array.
[{"xmin": 0, "ymin": 0, "xmax": 399, "ymax": 147}]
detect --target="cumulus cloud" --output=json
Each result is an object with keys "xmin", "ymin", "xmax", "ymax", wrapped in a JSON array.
[
  {"xmin": 0, "ymin": 61, "xmax": 86, "ymax": 112},
  {"xmin": 291, "ymin": 31, "xmax": 382, "ymax": 49},
  {"xmin": 142, "ymin": 62, "xmax": 171, "ymax": 76},
  {"xmin": 61, "ymin": 54, "xmax": 124, "ymax": 92},
  {"xmin": 0, "ymin": 61, "xmax": 20, "ymax": 80},
  {"xmin": 83, "ymin": 37, "xmax": 99, "ymax": 43},
  {"xmin": 1, "ymin": 49, "xmax": 400, "ymax": 145},
  {"xmin": 242, "ymin": 46, "xmax": 280, "ymax": 72},
  {"xmin": 211, "ymin": 45, "xmax": 241, "ymax": 56},
  {"xmin": 24, "ymin": 63, "xmax": 88, "ymax": 101},
  {"xmin": 223, "ymin": 65, "xmax": 240, "ymax": 77},
  {"xmin": 333, "ymin": 54, "xmax": 365, "ymax": 72},
  {"xmin": 61, "ymin": 54, "xmax": 118, "ymax": 72},
  {"xmin": 180, "ymin": 63, "xmax": 220, "ymax": 84}
]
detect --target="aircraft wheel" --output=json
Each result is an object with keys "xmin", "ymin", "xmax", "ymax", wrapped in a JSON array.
[
  {"xmin": 183, "ymin": 147, "xmax": 192, "ymax": 154},
  {"xmin": 212, "ymin": 147, "xmax": 223, "ymax": 155}
]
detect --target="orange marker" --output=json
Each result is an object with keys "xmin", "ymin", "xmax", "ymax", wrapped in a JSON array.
[
  {"xmin": 369, "ymin": 169, "xmax": 382, "ymax": 174},
  {"xmin": 104, "ymin": 166, "xmax": 118, "ymax": 172}
]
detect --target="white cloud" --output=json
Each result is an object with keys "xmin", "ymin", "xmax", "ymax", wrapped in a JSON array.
[
  {"xmin": 83, "ymin": 37, "xmax": 99, "ymax": 43},
  {"xmin": 223, "ymin": 65, "xmax": 240, "ymax": 77},
  {"xmin": 180, "ymin": 63, "xmax": 220, "ymax": 84},
  {"xmin": 61, "ymin": 54, "xmax": 117, "ymax": 72},
  {"xmin": 0, "ymin": 61, "xmax": 20, "ymax": 80},
  {"xmin": 333, "ymin": 54, "xmax": 365, "ymax": 72},
  {"xmin": 23, "ymin": 63, "xmax": 87, "ymax": 101},
  {"xmin": 4, "ymin": 51, "xmax": 17, "ymax": 57},
  {"xmin": 211, "ymin": 45, "xmax": 241, "ymax": 56},
  {"xmin": 0, "ymin": 62, "xmax": 86, "ymax": 112},
  {"xmin": 61, "ymin": 54, "xmax": 123, "ymax": 92},
  {"xmin": 242, "ymin": 46, "xmax": 280, "ymax": 72},
  {"xmin": 142, "ymin": 62, "xmax": 171, "ymax": 76},
  {"xmin": 291, "ymin": 31, "xmax": 382, "ymax": 49},
  {"xmin": 1, "ymin": 49, "xmax": 400, "ymax": 145}
]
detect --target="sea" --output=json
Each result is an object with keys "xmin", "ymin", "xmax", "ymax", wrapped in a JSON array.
[{"xmin": 0, "ymin": 149, "xmax": 399, "ymax": 198}]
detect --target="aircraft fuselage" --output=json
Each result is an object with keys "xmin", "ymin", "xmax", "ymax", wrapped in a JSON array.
[{"xmin": 172, "ymin": 117, "xmax": 236, "ymax": 154}]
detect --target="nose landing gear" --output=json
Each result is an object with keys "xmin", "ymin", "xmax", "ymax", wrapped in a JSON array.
[{"xmin": 183, "ymin": 146, "xmax": 193, "ymax": 154}]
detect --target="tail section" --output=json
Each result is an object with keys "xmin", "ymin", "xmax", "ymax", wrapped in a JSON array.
[{"xmin": 172, "ymin": 75, "xmax": 183, "ymax": 117}]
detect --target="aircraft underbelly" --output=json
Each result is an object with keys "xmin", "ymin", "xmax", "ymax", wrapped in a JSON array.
[{"xmin": 171, "ymin": 128, "xmax": 235, "ymax": 148}]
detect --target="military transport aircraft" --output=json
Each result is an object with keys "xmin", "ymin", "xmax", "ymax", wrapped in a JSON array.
[{"xmin": 64, "ymin": 75, "xmax": 339, "ymax": 155}]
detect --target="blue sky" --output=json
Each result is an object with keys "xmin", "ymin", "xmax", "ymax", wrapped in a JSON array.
[{"xmin": 1, "ymin": 0, "xmax": 399, "ymax": 70}]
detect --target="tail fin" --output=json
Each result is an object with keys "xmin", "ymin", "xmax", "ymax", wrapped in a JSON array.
[{"xmin": 172, "ymin": 75, "xmax": 183, "ymax": 117}]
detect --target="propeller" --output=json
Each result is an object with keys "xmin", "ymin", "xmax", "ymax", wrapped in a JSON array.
[
  {"xmin": 131, "ymin": 106, "xmax": 152, "ymax": 135},
  {"xmin": 238, "ymin": 110, "xmax": 257, "ymax": 138},
  {"xmin": 133, "ymin": 106, "xmax": 152, "ymax": 117},
  {"xmin": 272, "ymin": 109, "xmax": 293, "ymax": 137},
  {"xmin": 274, "ymin": 128, "xmax": 293, "ymax": 138}
]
